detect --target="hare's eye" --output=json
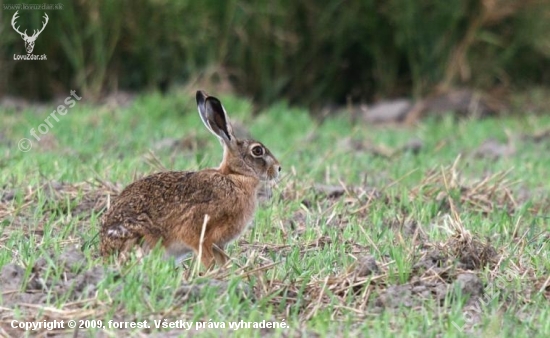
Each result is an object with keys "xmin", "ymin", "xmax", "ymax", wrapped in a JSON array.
[{"xmin": 252, "ymin": 145, "xmax": 264, "ymax": 156}]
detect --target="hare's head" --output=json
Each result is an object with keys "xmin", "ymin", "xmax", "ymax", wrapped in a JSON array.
[{"xmin": 196, "ymin": 91, "xmax": 281, "ymax": 181}]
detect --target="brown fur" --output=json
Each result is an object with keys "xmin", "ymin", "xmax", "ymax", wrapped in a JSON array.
[{"xmin": 99, "ymin": 91, "xmax": 280, "ymax": 268}]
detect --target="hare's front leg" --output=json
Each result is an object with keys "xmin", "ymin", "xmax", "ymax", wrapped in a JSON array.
[
  {"xmin": 198, "ymin": 240, "xmax": 216, "ymax": 269},
  {"xmin": 212, "ymin": 243, "xmax": 229, "ymax": 266},
  {"xmin": 196, "ymin": 240, "xmax": 230, "ymax": 269}
]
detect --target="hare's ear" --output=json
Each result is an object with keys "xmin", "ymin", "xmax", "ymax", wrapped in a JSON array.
[{"xmin": 196, "ymin": 90, "xmax": 234, "ymax": 145}]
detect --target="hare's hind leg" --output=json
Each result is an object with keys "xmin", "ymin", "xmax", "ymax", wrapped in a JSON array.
[
  {"xmin": 100, "ymin": 223, "xmax": 132, "ymax": 257},
  {"xmin": 119, "ymin": 237, "xmax": 142, "ymax": 261},
  {"xmin": 99, "ymin": 236, "xmax": 120, "ymax": 257},
  {"xmin": 100, "ymin": 235, "xmax": 140, "ymax": 263},
  {"xmin": 100, "ymin": 217, "xmax": 158, "ymax": 260}
]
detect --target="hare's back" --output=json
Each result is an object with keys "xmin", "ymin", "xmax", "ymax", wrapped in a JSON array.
[
  {"xmin": 107, "ymin": 170, "xmax": 240, "ymax": 217},
  {"xmin": 102, "ymin": 169, "xmax": 256, "ymax": 239}
]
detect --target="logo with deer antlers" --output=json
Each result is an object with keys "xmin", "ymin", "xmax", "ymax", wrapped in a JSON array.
[{"xmin": 11, "ymin": 10, "xmax": 49, "ymax": 54}]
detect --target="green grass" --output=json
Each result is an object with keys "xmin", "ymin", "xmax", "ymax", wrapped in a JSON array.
[{"xmin": 1, "ymin": 90, "xmax": 549, "ymax": 337}]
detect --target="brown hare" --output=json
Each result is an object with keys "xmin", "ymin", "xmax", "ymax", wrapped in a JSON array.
[{"xmin": 100, "ymin": 90, "xmax": 281, "ymax": 268}]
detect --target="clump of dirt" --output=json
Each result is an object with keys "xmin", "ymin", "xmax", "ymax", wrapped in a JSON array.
[
  {"xmin": 412, "ymin": 237, "xmax": 497, "ymax": 278},
  {"xmin": 447, "ymin": 233, "xmax": 498, "ymax": 270},
  {"xmin": 414, "ymin": 215, "xmax": 498, "ymax": 277},
  {"xmin": 474, "ymin": 138, "xmax": 515, "ymax": 159},
  {"xmin": 98, "ymin": 91, "xmax": 137, "ymax": 109},
  {"xmin": 404, "ymin": 88, "xmax": 504, "ymax": 124},
  {"xmin": 339, "ymin": 209, "xmax": 499, "ymax": 315},
  {"xmin": 375, "ymin": 277, "xmax": 450, "ymax": 308},
  {"xmin": 338, "ymin": 136, "xmax": 423, "ymax": 158},
  {"xmin": 387, "ymin": 217, "xmax": 427, "ymax": 243},
  {"xmin": 374, "ymin": 249, "xmax": 488, "ymax": 311},
  {"xmin": 0, "ymin": 263, "xmax": 30, "ymax": 291},
  {"xmin": 174, "ymin": 279, "xmax": 253, "ymax": 303},
  {"xmin": 314, "ymin": 184, "xmax": 348, "ymax": 199},
  {"xmin": 375, "ymin": 284, "xmax": 416, "ymax": 308},
  {"xmin": 0, "ymin": 247, "xmax": 114, "ymax": 305},
  {"xmin": 412, "ymin": 248, "xmax": 453, "ymax": 277},
  {"xmin": 454, "ymin": 273, "xmax": 484, "ymax": 298},
  {"xmin": 285, "ymin": 209, "xmax": 308, "ymax": 235},
  {"xmin": 373, "ymin": 222, "xmax": 497, "ymax": 312},
  {"xmin": 375, "ymin": 272, "xmax": 483, "ymax": 309},
  {"xmin": 353, "ymin": 255, "xmax": 380, "ymax": 278}
]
